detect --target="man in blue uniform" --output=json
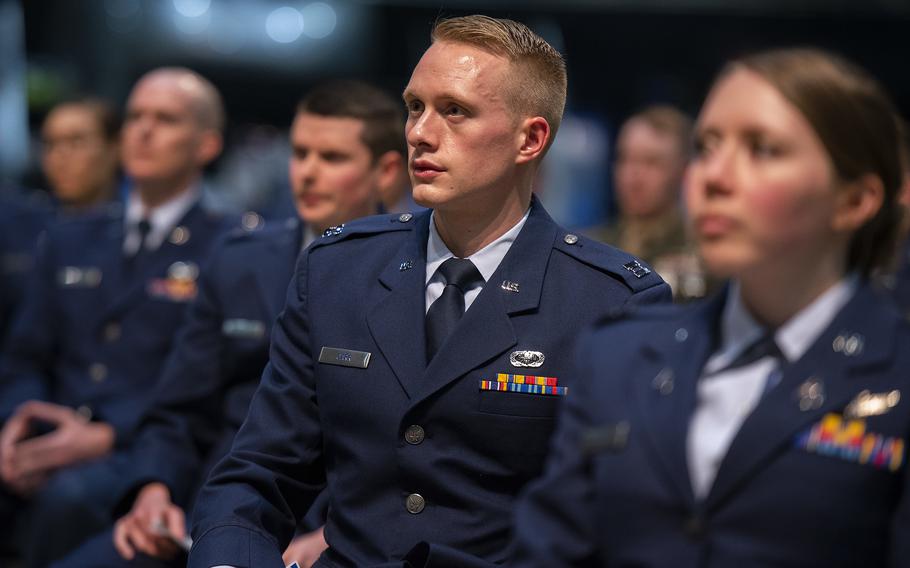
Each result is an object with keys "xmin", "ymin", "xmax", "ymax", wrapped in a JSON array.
[
  {"xmin": 188, "ymin": 15, "xmax": 670, "ymax": 568},
  {"xmin": 0, "ymin": 67, "xmax": 231, "ymax": 567},
  {"xmin": 53, "ymin": 80, "xmax": 409, "ymax": 568}
]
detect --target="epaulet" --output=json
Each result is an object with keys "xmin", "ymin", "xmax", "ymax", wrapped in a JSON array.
[
  {"xmin": 309, "ymin": 211, "xmax": 419, "ymax": 250},
  {"xmin": 552, "ymin": 230, "xmax": 666, "ymax": 294}
]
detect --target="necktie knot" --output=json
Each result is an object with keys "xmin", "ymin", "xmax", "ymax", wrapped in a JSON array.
[
  {"xmin": 721, "ymin": 332, "xmax": 783, "ymax": 374},
  {"xmin": 425, "ymin": 258, "xmax": 483, "ymax": 362},
  {"xmin": 438, "ymin": 257, "xmax": 483, "ymax": 293}
]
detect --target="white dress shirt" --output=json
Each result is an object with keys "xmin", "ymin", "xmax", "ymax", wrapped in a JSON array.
[
  {"xmin": 687, "ymin": 276, "xmax": 858, "ymax": 498},
  {"xmin": 424, "ymin": 208, "xmax": 530, "ymax": 313},
  {"xmin": 123, "ymin": 185, "xmax": 201, "ymax": 255}
]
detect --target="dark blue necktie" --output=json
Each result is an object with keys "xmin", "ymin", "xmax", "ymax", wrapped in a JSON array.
[
  {"xmin": 425, "ymin": 258, "xmax": 484, "ymax": 362},
  {"xmin": 126, "ymin": 218, "xmax": 152, "ymax": 273},
  {"xmin": 715, "ymin": 332, "xmax": 786, "ymax": 394}
]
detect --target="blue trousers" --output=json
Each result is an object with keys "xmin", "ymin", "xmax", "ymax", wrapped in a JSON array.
[
  {"xmin": 51, "ymin": 528, "xmax": 183, "ymax": 568},
  {"xmin": 2, "ymin": 454, "xmax": 127, "ymax": 567}
]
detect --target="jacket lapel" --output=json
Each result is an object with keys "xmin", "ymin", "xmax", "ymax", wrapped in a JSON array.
[
  {"xmin": 633, "ymin": 293, "xmax": 726, "ymax": 507},
  {"xmin": 365, "ymin": 213, "xmax": 430, "ymax": 399},
  {"xmin": 705, "ymin": 282, "xmax": 898, "ymax": 510},
  {"xmin": 103, "ymin": 202, "xmax": 206, "ymax": 320},
  {"xmin": 410, "ymin": 199, "xmax": 556, "ymax": 407}
]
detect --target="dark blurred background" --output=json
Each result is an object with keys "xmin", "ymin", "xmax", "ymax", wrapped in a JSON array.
[{"xmin": 3, "ymin": 0, "xmax": 910, "ymax": 226}]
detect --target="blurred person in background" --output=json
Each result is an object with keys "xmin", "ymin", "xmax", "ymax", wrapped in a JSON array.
[
  {"xmin": 0, "ymin": 67, "xmax": 232, "ymax": 567},
  {"xmin": 41, "ymin": 97, "xmax": 122, "ymax": 211},
  {"xmin": 1, "ymin": 97, "xmax": 122, "ymax": 353},
  {"xmin": 52, "ymin": 79, "xmax": 409, "ymax": 568},
  {"xmin": 590, "ymin": 105, "xmax": 709, "ymax": 300},
  {"xmin": 514, "ymin": 48, "xmax": 909, "ymax": 567}
]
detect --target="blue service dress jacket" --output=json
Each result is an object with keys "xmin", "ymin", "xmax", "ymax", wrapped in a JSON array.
[
  {"xmin": 114, "ymin": 217, "xmax": 304, "ymax": 510},
  {"xmin": 0, "ymin": 200, "xmax": 230, "ymax": 444},
  {"xmin": 513, "ymin": 280, "xmax": 910, "ymax": 568},
  {"xmin": 188, "ymin": 198, "xmax": 671, "ymax": 568}
]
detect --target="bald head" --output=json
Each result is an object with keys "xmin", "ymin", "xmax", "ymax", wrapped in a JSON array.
[
  {"xmin": 133, "ymin": 67, "xmax": 225, "ymax": 133},
  {"xmin": 122, "ymin": 67, "xmax": 225, "ymax": 204}
]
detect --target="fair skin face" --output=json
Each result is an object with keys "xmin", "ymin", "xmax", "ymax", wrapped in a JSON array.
[
  {"xmin": 121, "ymin": 71, "xmax": 222, "ymax": 209},
  {"xmin": 289, "ymin": 112, "xmax": 397, "ymax": 234},
  {"xmin": 0, "ymin": 401, "xmax": 113, "ymax": 496},
  {"xmin": 686, "ymin": 68, "xmax": 883, "ymax": 326},
  {"xmin": 403, "ymin": 40, "xmax": 550, "ymax": 257},
  {"xmin": 41, "ymin": 104, "xmax": 119, "ymax": 208},
  {"xmin": 614, "ymin": 118, "xmax": 686, "ymax": 221}
]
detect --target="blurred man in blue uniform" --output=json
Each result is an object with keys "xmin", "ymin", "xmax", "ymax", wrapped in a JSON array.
[
  {"xmin": 0, "ymin": 97, "xmax": 122, "ymax": 348},
  {"xmin": 0, "ymin": 67, "xmax": 231, "ymax": 567},
  {"xmin": 188, "ymin": 15, "xmax": 670, "ymax": 568},
  {"xmin": 53, "ymin": 80, "xmax": 409, "ymax": 568}
]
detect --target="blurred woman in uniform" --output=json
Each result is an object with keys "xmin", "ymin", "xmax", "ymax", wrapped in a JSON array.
[{"xmin": 514, "ymin": 48, "xmax": 908, "ymax": 567}]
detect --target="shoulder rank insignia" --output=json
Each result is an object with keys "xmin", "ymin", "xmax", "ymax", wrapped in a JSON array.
[
  {"xmin": 322, "ymin": 224, "xmax": 345, "ymax": 237},
  {"xmin": 623, "ymin": 260, "xmax": 651, "ymax": 278}
]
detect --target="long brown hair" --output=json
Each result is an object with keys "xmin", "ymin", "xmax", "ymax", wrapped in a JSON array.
[{"xmin": 723, "ymin": 48, "xmax": 903, "ymax": 277}]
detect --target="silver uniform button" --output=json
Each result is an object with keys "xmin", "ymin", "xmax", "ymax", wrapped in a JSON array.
[
  {"xmin": 404, "ymin": 425, "xmax": 425, "ymax": 445},
  {"xmin": 103, "ymin": 322, "xmax": 121, "ymax": 342},
  {"xmin": 89, "ymin": 363, "xmax": 108, "ymax": 383},
  {"xmin": 563, "ymin": 234, "xmax": 579, "ymax": 245},
  {"xmin": 75, "ymin": 405, "xmax": 93, "ymax": 421},
  {"xmin": 399, "ymin": 213, "xmax": 413, "ymax": 223},
  {"xmin": 406, "ymin": 493, "xmax": 425, "ymax": 514}
]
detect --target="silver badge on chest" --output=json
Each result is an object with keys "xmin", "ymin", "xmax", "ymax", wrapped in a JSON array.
[{"xmin": 510, "ymin": 350, "xmax": 545, "ymax": 368}]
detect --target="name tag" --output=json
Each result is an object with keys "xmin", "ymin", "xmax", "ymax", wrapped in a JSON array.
[
  {"xmin": 57, "ymin": 266, "xmax": 102, "ymax": 288},
  {"xmin": 221, "ymin": 318, "xmax": 266, "ymax": 339},
  {"xmin": 318, "ymin": 347, "xmax": 371, "ymax": 369}
]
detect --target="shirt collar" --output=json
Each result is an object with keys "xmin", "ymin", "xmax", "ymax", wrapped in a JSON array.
[
  {"xmin": 425, "ymin": 207, "xmax": 531, "ymax": 284},
  {"xmin": 125, "ymin": 185, "xmax": 200, "ymax": 247},
  {"xmin": 709, "ymin": 275, "xmax": 859, "ymax": 372}
]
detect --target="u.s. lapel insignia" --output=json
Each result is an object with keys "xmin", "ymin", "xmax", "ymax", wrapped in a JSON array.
[
  {"xmin": 832, "ymin": 331, "xmax": 864, "ymax": 357},
  {"xmin": 797, "ymin": 377, "xmax": 825, "ymax": 411},
  {"xmin": 510, "ymin": 350, "xmax": 544, "ymax": 368},
  {"xmin": 148, "ymin": 261, "xmax": 199, "ymax": 302},
  {"xmin": 168, "ymin": 226, "xmax": 191, "ymax": 245},
  {"xmin": 844, "ymin": 389, "xmax": 900, "ymax": 419},
  {"xmin": 652, "ymin": 368, "xmax": 674, "ymax": 395},
  {"xmin": 501, "ymin": 280, "xmax": 520, "ymax": 293}
]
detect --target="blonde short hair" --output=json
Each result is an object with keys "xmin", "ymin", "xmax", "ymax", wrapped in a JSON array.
[{"xmin": 432, "ymin": 15, "xmax": 567, "ymax": 153}]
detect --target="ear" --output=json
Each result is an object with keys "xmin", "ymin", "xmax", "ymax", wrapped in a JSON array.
[
  {"xmin": 375, "ymin": 150, "xmax": 406, "ymax": 191},
  {"xmin": 515, "ymin": 116, "xmax": 550, "ymax": 166},
  {"xmin": 195, "ymin": 130, "xmax": 224, "ymax": 167},
  {"xmin": 832, "ymin": 173, "xmax": 885, "ymax": 233}
]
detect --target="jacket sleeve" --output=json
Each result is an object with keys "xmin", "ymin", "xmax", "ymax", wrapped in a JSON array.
[
  {"xmin": 188, "ymin": 251, "xmax": 324, "ymax": 568},
  {"xmin": 0, "ymin": 234, "xmax": 57, "ymax": 421},
  {"xmin": 114, "ymin": 249, "xmax": 229, "ymax": 510},
  {"xmin": 510, "ymin": 330, "xmax": 606, "ymax": 568}
]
